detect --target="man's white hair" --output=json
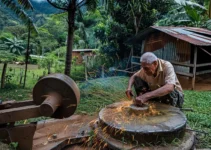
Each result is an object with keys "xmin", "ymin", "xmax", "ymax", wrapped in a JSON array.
[{"xmin": 140, "ymin": 52, "xmax": 158, "ymax": 64}]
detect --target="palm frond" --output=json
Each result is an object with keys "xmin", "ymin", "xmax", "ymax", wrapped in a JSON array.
[
  {"xmin": 184, "ymin": 1, "xmax": 207, "ymax": 11},
  {"xmin": 77, "ymin": 0, "xmax": 98, "ymax": 11},
  {"xmin": 1, "ymin": 0, "xmax": 33, "ymax": 10},
  {"xmin": 1, "ymin": 0, "xmax": 38, "ymax": 34},
  {"xmin": 206, "ymin": 19, "xmax": 211, "ymax": 30},
  {"xmin": 17, "ymin": 0, "xmax": 33, "ymax": 10}
]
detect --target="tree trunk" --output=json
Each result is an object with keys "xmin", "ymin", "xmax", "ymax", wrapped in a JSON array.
[
  {"xmin": 23, "ymin": 21, "xmax": 31, "ymax": 88},
  {"xmin": 65, "ymin": 5, "xmax": 76, "ymax": 76},
  {"xmin": 1, "ymin": 62, "xmax": 7, "ymax": 89},
  {"xmin": 48, "ymin": 63, "xmax": 51, "ymax": 74},
  {"xmin": 209, "ymin": 0, "xmax": 211, "ymax": 18}
]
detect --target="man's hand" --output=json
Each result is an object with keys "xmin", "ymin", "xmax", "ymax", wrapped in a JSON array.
[
  {"xmin": 135, "ymin": 93, "xmax": 150, "ymax": 104},
  {"xmin": 125, "ymin": 89, "xmax": 133, "ymax": 100}
]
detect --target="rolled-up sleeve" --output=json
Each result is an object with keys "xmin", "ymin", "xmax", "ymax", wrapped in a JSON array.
[
  {"xmin": 164, "ymin": 62, "xmax": 176, "ymax": 85},
  {"xmin": 134, "ymin": 69, "xmax": 146, "ymax": 81}
]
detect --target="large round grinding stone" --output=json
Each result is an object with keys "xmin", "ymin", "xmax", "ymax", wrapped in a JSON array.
[
  {"xmin": 33, "ymin": 74, "xmax": 80, "ymax": 118},
  {"xmin": 98, "ymin": 101, "xmax": 187, "ymax": 144}
]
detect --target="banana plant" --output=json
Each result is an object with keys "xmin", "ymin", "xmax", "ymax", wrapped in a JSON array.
[
  {"xmin": 2, "ymin": 37, "xmax": 24, "ymax": 55},
  {"xmin": 156, "ymin": 1, "xmax": 207, "ymax": 27}
]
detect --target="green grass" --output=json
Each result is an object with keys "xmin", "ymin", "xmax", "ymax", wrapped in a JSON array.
[
  {"xmin": 0, "ymin": 63, "xmax": 86, "ymax": 89},
  {"xmin": 183, "ymin": 91, "xmax": 211, "ymax": 148},
  {"xmin": 0, "ymin": 73, "xmax": 211, "ymax": 148},
  {"xmin": 76, "ymin": 76, "xmax": 128, "ymax": 115}
]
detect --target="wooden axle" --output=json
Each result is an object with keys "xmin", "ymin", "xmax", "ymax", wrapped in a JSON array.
[{"xmin": 40, "ymin": 92, "xmax": 62, "ymax": 117}]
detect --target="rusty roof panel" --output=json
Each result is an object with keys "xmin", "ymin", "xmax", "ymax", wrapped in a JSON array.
[
  {"xmin": 152, "ymin": 26, "xmax": 211, "ymax": 46},
  {"xmin": 184, "ymin": 27, "xmax": 211, "ymax": 36}
]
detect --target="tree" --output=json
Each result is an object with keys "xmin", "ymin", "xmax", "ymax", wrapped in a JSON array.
[
  {"xmin": 0, "ymin": 0, "xmax": 38, "ymax": 88},
  {"xmin": 95, "ymin": 0, "xmax": 173, "ymax": 60},
  {"xmin": 0, "ymin": 51, "xmax": 16, "ymax": 88},
  {"xmin": 47, "ymin": 0, "xmax": 97, "ymax": 76}
]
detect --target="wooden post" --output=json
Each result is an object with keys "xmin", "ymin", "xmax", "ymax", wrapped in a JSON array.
[
  {"xmin": 192, "ymin": 47, "xmax": 197, "ymax": 90},
  {"xmin": 101, "ymin": 65, "xmax": 105, "ymax": 78},
  {"xmin": 23, "ymin": 20, "xmax": 31, "ymax": 88},
  {"xmin": 131, "ymin": 47, "xmax": 134, "ymax": 72},
  {"xmin": 141, "ymin": 40, "xmax": 145, "ymax": 54},
  {"xmin": 1, "ymin": 62, "xmax": 7, "ymax": 89},
  {"xmin": 84, "ymin": 56, "xmax": 88, "ymax": 81},
  {"xmin": 19, "ymin": 70, "xmax": 23, "ymax": 85}
]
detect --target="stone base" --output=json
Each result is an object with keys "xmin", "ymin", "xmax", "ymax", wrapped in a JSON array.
[{"xmin": 96, "ymin": 127, "xmax": 195, "ymax": 150}]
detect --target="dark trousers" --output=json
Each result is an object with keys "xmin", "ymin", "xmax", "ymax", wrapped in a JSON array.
[{"xmin": 134, "ymin": 76, "xmax": 184, "ymax": 108}]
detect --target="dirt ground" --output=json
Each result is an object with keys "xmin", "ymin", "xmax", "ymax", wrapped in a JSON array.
[
  {"xmin": 178, "ymin": 74, "xmax": 211, "ymax": 91},
  {"xmin": 33, "ymin": 114, "xmax": 97, "ymax": 150},
  {"xmin": 0, "ymin": 63, "xmax": 39, "ymax": 70}
]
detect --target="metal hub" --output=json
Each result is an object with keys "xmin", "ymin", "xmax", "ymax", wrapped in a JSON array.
[
  {"xmin": 128, "ymin": 103, "xmax": 149, "ymax": 114},
  {"xmin": 97, "ymin": 101, "xmax": 187, "ymax": 145}
]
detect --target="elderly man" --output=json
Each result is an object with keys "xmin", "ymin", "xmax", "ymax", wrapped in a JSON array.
[{"xmin": 126, "ymin": 52, "xmax": 184, "ymax": 108}]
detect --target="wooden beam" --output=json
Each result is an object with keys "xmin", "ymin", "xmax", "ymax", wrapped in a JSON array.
[
  {"xmin": 0, "ymin": 100, "xmax": 34, "ymax": 110},
  {"xmin": 131, "ymin": 62, "xmax": 141, "ymax": 65},
  {"xmin": 132, "ymin": 56, "xmax": 141, "ymax": 59},
  {"xmin": 196, "ymin": 69, "xmax": 211, "ymax": 75},
  {"xmin": 176, "ymin": 72, "xmax": 193, "ymax": 77},
  {"xmin": 125, "ymin": 64, "xmax": 140, "ymax": 71},
  {"xmin": 196, "ymin": 63, "xmax": 211, "ymax": 67},
  {"xmin": 170, "ymin": 61, "xmax": 194, "ymax": 67},
  {"xmin": 199, "ymin": 47, "xmax": 211, "ymax": 57},
  {"xmin": 192, "ymin": 47, "xmax": 197, "ymax": 90},
  {"xmin": 115, "ymin": 69, "xmax": 134, "ymax": 74},
  {"xmin": 145, "ymin": 40, "xmax": 162, "ymax": 44},
  {"xmin": 0, "ymin": 105, "xmax": 41, "ymax": 124}
]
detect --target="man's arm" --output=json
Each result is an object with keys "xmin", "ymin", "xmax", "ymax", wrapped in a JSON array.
[
  {"xmin": 144, "ymin": 84, "xmax": 174, "ymax": 99},
  {"xmin": 135, "ymin": 84, "xmax": 174, "ymax": 103},
  {"xmin": 127, "ymin": 73, "xmax": 136, "ymax": 90},
  {"xmin": 125, "ymin": 73, "xmax": 137, "ymax": 99}
]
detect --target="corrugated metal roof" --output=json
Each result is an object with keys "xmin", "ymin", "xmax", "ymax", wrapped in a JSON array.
[
  {"xmin": 151, "ymin": 26, "xmax": 211, "ymax": 46},
  {"xmin": 184, "ymin": 27, "xmax": 211, "ymax": 36},
  {"xmin": 126, "ymin": 26, "xmax": 211, "ymax": 46}
]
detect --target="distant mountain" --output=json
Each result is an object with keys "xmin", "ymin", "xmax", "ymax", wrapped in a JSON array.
[
  {"xmin": 0, "ymin": 0, "xmax": 62, "ymax": 30},
  {"xmin": 30, "ymin": 0, "xmax": 61, "ymax": 14},
  {"xmin": 0, "ymin": 3, "xmax": 20, "ymax": 30}
]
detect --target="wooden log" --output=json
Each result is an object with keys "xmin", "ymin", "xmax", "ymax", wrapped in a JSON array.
[{"xmin": 0, "ymin": 105, "xmax": 41, "ymax": 124}]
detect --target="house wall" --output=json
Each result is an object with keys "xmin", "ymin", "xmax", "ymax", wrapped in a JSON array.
[
  {"xmin": 144, "ymin": 32, "xmax": 191, "ymax": 73},
  {"xmin": 72, "ymin": 51, "xmax": 93, "ymax": 64}
]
